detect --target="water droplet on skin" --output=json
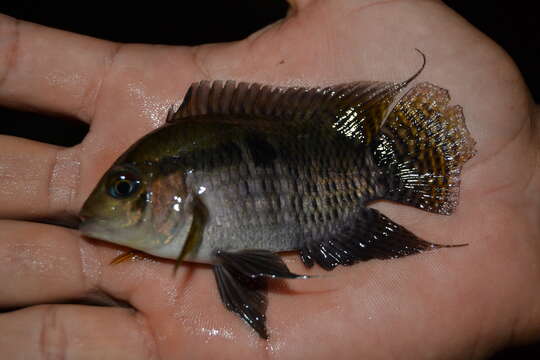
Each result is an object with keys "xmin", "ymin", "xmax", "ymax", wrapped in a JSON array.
[
  {"xmin": 265, "ymin": 340, "xmax": 284, "ymax": 353},
  {"xmin": 49, "ymin": 148, "xmax": 81, "ymax": 214},
  {"xmin": 200, "ymin": 327, "xmax": 234, "ymax": 341},
  {"xmin": 45, "ymin": 70, "xmax": 84, "ymax": 98},
  {"xmin": 79, "ymin": 240, "xmax": 102, "ymax": 284},
  {"xmin": 127, "ymin": 82, "xmax": 171, "ymax": 129}
]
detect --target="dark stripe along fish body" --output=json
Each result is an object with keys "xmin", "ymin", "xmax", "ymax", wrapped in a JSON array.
[{"xmin": 80, "ymin": 58, "xmax": 476, "ymax": 339}]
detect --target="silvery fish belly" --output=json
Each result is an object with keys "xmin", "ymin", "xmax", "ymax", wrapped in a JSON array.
[{"xmin": 79, "ymin": 57, "xmax": 476, "ymax": 339}]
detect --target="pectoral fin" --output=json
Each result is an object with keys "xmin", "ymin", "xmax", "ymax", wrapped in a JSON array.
[
  {"xmin": 212, "ymin": 250, "xmax": 308, "ymax": 339},
  {"xmin": 174, "ymin": 195, "xmax": 208, "ymax": 270}
]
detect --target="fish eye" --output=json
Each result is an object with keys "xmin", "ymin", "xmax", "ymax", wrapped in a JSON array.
[{"xmin": 107, "ymin": 171, "xmax": 141, "ymax": 199}]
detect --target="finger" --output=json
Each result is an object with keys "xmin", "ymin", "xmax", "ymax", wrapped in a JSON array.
[
  {"xmin": 0, "ymin": 135, "xmax": 80, "ymax": 219},
  {"xmin": 0, "ymin": 220, "xmax": 97, "ymax": 308},
  {"xmin": 0, "ymin": 305, "xmax": 157, "ymax": 360},
  {"xmin": 0, "ymin": 14, "xmax": 119, "ymax": 122}
]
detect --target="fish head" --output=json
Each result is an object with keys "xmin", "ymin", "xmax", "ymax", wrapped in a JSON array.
[{"xmin": 79, "ymin": 160, "xmax": 194, "ymax": 260}]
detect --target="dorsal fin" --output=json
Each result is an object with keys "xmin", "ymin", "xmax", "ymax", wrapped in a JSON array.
[{"xmin": 170, "ymin": 51, "xmax": 426, "ymax": 145}]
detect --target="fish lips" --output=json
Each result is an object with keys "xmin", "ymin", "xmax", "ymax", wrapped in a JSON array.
[
  {"xmin": 78, "ymin": 215, "xmax": 129, "ymax": 244},
  {"xmin": 78, "ymin": 217, "xmax": 110, "ymax": 240},
  {"xmin": 78, "ymin": 216, "xmax": 166, "ymax": 257}
]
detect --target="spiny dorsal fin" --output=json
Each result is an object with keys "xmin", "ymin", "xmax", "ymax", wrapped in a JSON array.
[{"xmin": 169, "ymin": 51, "xmax": 426, "ymax": 146}]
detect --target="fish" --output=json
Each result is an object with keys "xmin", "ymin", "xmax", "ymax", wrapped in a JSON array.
[{"xmin": 79, "ymin": 53, "xmax": 476, "ymax": 339}]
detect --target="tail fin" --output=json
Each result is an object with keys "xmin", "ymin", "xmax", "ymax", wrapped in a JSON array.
[{"xmin": 374, "ymin": 82, "xmax": 476, "ymax": 215}]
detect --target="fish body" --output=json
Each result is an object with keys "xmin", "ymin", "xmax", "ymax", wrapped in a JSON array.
[{"xmin": 79, "ymin": 59, "xmax": 476, "ymax": 338}]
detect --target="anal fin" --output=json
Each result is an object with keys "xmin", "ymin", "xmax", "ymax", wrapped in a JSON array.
[
  {"xmin": 212, "ymin": 250, "xmax": 308, "ymax": 339},
  {"xmin": 300, "ymin": 207, "xmax": 464, "ymax": 270}
]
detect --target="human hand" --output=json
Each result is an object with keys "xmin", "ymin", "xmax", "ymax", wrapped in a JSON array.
[{"xmin": 1, "ymin": 0, "xmax": 539, "ymax": 359}]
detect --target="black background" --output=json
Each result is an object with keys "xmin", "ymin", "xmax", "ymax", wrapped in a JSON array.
[{"xmin": 0, "ymin": 1, "xmax": 538, "ymax": 358}]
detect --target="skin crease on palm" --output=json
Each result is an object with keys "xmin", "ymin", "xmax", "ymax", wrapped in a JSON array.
[{"xmin": 0, "ymin": 0, "xmax": 539, "ymax": 358}]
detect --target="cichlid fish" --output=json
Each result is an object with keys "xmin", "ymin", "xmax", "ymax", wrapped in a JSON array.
[{"xmin": 79, "ymin": 54, "xmax": 476, "ymax": 339}]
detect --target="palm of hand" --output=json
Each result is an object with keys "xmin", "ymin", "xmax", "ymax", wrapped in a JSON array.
[{"xmin": 1, "ymin": 1, "xmax": 539, "ymax": 359}]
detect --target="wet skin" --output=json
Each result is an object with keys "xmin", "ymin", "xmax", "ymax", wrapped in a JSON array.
[{"xmin": 1, "ymin": 0, "xmax": 540, "ymax": 359}]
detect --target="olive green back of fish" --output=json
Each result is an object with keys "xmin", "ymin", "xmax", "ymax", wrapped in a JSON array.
[{"xmin": 166, "ymin": 57, "xmax": 474, "ymax": 216}]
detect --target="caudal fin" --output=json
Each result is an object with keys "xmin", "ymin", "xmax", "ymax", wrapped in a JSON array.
[{"xmin": 374, "ymin": 82, "xmax": 476, "ymax": 215}]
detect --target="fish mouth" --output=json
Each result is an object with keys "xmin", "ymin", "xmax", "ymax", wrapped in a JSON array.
[
  {"xmin": 78, "ymin": 217, "xmax": 163, "ymax": 258},
  {"xmin": 78, "ymin": 217, "xmax": 113, "ymax": 241}
]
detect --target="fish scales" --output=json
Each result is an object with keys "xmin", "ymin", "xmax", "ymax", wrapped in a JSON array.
[
  {"xmin": 183, "ymin": 127, "xmax": 376, "ymax": 255},
  {"xmin": 80, "ymin": 54, "xmax": 476, "ymax": 339}
]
